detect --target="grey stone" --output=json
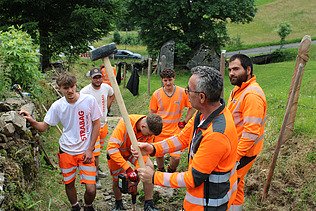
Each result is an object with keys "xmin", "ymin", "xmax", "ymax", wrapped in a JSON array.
[
  {"xmin": 154, "ymin": 186, "xmax": 175, "ymax": 198},
  {"xmin": 186, "ymin": 45, "xmax": 220, "ymax": 70},
  {"xmin": 20, "ymin": 103, "xmax": 35, "ymax": 115},
  {"xmin": 5, "ymin": 98, "xmax": 26, "ymax": 108},
  {"xmin": 157, "ymin": 40, "xmax": 175, "ymax": 74},
  {"xmin": 3, "ymin": 123, "xmax": 15, "ymax": 136},
  {"xmin": 1, "ymin": 111, "xmax": 26, "ymax": 131}
]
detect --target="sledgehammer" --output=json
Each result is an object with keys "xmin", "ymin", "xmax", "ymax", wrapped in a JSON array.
[{"xmin": 90, "ymin": 43, "xmax": 146, "ymax": 168}]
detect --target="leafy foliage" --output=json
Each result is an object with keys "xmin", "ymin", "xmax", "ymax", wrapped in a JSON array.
[
  {"xmin": 127, "ymin": 0, "xmax": 257, "ymax": 63},
  {"xmin": 277, "ymin": 22, "xmax": 292, "ymax": 47},
  {"xmin": 0, "ymin": 26, "xmax": 42, "ymax": 97},
  {"xmin": 0, "ymin": 0, "xmax": 119, "ymax": 70}
]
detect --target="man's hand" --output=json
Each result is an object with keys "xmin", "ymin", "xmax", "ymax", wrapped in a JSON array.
[
  {"xmin": 19, "ymin": 110, "xmax": 34, "ymax": 123},
  {"xmin": 138, "ymin": 166, "xmax": 155, "ymax": 184},
  {"xmin": 83, "ymin": 149, "xmax": 94, "ymax": 164},
  {"xmin": 178, "ymin": 121, "xmax": 186, "ymax": 129},
  {"xmin": 131, "ymin": 143, "xmax": 154, "ymax": 159}
]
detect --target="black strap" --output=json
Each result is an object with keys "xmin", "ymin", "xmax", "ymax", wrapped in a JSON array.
[
  {"xmin": 237, "ymin": 155, "xmax": 257, "ymax": 170},
  {"xmin": 189, "ymin": 99, "xmax": 226, "ymax": 157}
]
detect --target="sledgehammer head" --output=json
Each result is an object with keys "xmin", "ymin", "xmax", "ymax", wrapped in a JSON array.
[{"xmin": 90, "ymin": 42, "xmax": 117, "ymax": 61}]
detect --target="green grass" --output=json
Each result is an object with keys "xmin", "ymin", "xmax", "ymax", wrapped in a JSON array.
[{"xmin": 227, "ymin": 0, "xmax": 316, "ymax": 47}]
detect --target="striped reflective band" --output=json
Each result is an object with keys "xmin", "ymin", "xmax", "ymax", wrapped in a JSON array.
[
  {"xmin": 176, "ymin": 172, "xmax": 186, "ymax": 187},
  {"xmin": 109, "ymin": 137, "xmax": 123, "ymax": 146},
  {"xmin": 107, "ymin": 148, "xmax": 119, "ymax": 155},
  {"xmin": 79, "ymin": 165, "xmax": 96, "ymax": 172},
  {"xmin": 209, "ymin": 162, "xmax": 237, "ymax": 183},
  {"xmin": 185, "ymin": 180, "xmax": 238, "ymax": 207},
  {"xmin": 61, "ymin": 166, "xmax": 77, "ymax": 174},
  {"xmin": 80, "ymin": 174, "xmax": 95, "ymax": 181},
  {"xmin": 64, "ymin": 172, "xmax": 76, "ymax": 182}
]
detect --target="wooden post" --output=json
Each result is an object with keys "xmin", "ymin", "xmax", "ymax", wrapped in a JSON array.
[
  {"xmin": 147, "ymin": 58, "xmax": 152, "ymax": 96},
  {"xmin": 220, "ymin": 50, "xmax": 226, "ymax": 98},
  {"xmin": 283, "ymin": 35, "xmax": 311, "ymax": 141},
  {"xmin": 262, "ymin": 64, "xmax": 304, "ymax": 200}
]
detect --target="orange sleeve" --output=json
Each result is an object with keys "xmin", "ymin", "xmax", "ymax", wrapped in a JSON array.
[
  {"xmin": 149, "ymin": 91, "xmax": 158, "ymax": 113},
  {"xmin": 154, "ymin": 132, "xmax": 232, "ymax": 188},
  {"xmin": 106, "ymin": 118, "xmax": 131, "ymax": 171},
  {"xmin": 237, "ymin": 93, "xmax": 266, "ymax": 160},
  {"xmin": 154, "ymin": 116, "xmax": 194, "ymax": 157}
]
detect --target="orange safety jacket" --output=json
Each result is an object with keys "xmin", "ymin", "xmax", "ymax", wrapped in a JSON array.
[
  {"xmin": 227, "ymin": 76, "xmax": 267, "ymax": 161},
  {"xmin": 107, "ymin": 115, "xmax": 155, "ymax": 171},
  {"xmin": 149, "ymin": 86, "xmax": 192, "ymax": 142},
  {"xmin": 100, "ymin": 65, "xmax": 117, "ymax": 86},
  {"xmin": 153, "ymin": 100, "xmax": 238, "ymax": 210}
]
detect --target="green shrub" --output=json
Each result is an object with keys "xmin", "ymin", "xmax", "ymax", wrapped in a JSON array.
[
  {"xmin": 0, "ymin": 26, "xmax": 42, "ymax": 97},
  {"xmin": 121, "ymin": 33, "xmax": 142, "ymax": 45},
  {"xmin": 277, "ymin": 22, "xmax": 292, "ymax": 47},
  {"xmin": 113, "ymin": 30, "xmax": 121, "ymax": 44}
]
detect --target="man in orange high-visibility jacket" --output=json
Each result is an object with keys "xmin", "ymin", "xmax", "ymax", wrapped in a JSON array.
[
  {"xmin": 149, "ymin": 68, "xmax": 195, "ymax": 173},
  {"xmin": 134, "ymin": 66, "xmax": 238, "ymax": 211},
  {"xmin": 107, "ymin": 114, "xmax": 163, "ymax": 211},
  {"xmin": 227, "ymin": 54, "xmax": 267, "ymax": 211}
]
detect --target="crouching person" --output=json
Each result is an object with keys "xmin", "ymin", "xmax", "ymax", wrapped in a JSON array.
[
  {"xmin": 20, "ymin": 73, "xmax": 102, "ymax": 211},
  {"xmin": 106, "ymin": 114, "xmax": 162, "ymax": 211}
]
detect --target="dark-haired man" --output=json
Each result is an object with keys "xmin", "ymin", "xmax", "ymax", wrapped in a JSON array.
[
  {"xmin": 228, "ymin": 54, "xmax": 267, "ymax": 210},
  {"xmin": 20, "ymin": 73, "xmax": 101, "ymax": 211},
  {"xmin": 107, "ymin": 114, "xmax": 163, "ymax": 211},
  {"xmin": 149, "ymin": 68, "xmax": 195, "ymax": 173},
  {"xmin": 81, "ymin": 67, "xmax": 115, "ymax": 189}
]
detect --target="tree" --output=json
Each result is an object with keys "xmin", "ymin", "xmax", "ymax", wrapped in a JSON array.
[
  {"xmin": 128, "ymin": 0, "xmax": 257, "ymax": 63},
  {"xmin": 277, "ymin": 22, "xmax": 292, "ymax": 48},
  {"xmin": 0, "ymin": 0, "xmax": 119, "ymax": 70}
]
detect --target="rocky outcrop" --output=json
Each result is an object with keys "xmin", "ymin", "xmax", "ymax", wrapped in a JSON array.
[{"xmin": 0, "ymin": 99, "xmax": 38, "ymax": 210}]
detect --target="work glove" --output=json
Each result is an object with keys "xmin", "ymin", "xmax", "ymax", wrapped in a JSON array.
[{"xmin": 178, "ymin": 121, "xmax": 186, "ymax": 129}]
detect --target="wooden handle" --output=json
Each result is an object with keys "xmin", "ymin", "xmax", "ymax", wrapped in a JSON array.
[{"xmin": 103, "ymin": 57, "xmax": 146, "ymax": 168}]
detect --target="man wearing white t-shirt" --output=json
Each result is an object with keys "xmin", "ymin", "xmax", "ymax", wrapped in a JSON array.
[
  {"xmin": 81, "ymin": 67, "xmax": 114, "ymax": 189},
  {"xmin": 20, "ymin": 73, "xmax": 101, "ymax": 211}
]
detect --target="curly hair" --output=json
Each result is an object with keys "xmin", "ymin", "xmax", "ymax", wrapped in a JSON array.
[{"xmin": 159, "ymin": 68, "xmax": 175, "ymax": 79}]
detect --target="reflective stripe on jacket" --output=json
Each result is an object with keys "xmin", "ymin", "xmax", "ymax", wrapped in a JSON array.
[
  {"xmin": 227, "ymin": 76, "xmax": 267, "ymax": 160},
  {"xmin": 153, "ymin": 100, "xmax": 238, "ymax": 210},
  {"xmin": 106, "ymin": 115, "xmax": 155, "ymax": 171}
]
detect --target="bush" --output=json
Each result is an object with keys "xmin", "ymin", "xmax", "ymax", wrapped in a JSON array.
[
  {"xmin": 277, "ymin": 22, "xmax": 292, "ymax": 47},
  {"xmin": 113, "ymin": 30, "xmax": 121, "ymax": 44},
  {"xmin": 0, "ymin": 26, "xmax": 42, "ymax": 97},
  {"xmin": 121, "ymin": 33, "xmax": 142, "ymax": 45}
]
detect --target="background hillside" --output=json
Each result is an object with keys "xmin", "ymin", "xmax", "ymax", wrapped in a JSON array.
[{"xmin": 227, "ymin": 0, "xmax": 316, "ymax": 46}]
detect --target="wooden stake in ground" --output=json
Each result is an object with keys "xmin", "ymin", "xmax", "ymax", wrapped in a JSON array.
[
  {"xmin": 283, "ymin": 35, "xmax": 311, "ymax": 141},
  {"xmin": 220, "ymin": 50, "xmax": 226, "ymax": 98},
  {"xmin": 262, "ymin": 63, "xmax": 304, "ymax": 200},
  {"xmin": 147, "ymin": 58, "xmax": 152, "ymax": 96}
]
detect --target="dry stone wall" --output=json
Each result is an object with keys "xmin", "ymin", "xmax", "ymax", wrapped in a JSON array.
[{"xmin": 0, "ymin": 98, "xmax": 39, "ymax": 210}]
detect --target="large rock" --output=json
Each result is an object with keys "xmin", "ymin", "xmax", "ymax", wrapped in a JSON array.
[{"xmin": 1, "ymin": 111, "xmax": 26, "ymax": 131}]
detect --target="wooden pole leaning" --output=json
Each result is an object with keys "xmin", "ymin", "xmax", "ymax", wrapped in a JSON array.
[
  {"xmin": 103, "ymin": 57, "xmax": 146, "ymax": 168},
  {"xmin": 220, "ymin": 50, "xmax": 226, "ymax": 98},
  {"xmin": 262, "ymin": 64, "xmax": 304, "ymax": 200},
  {"xmin": 283, "ymin": 35, "xmax": 311, "ymax": 141}
]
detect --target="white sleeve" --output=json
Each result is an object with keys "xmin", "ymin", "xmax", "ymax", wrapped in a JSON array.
[{"xmin": 43, "ymin": 102, "xmax": 60, "ymax": 126}]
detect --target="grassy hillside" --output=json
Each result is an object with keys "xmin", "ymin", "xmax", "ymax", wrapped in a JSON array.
[{"xmin": 228, "ymin": 0, "xmax": 316, "ymax": 46}]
